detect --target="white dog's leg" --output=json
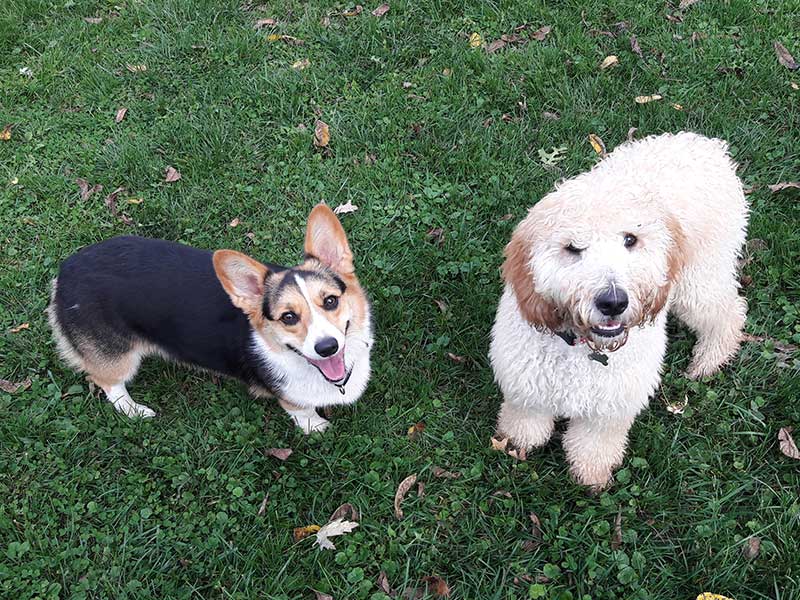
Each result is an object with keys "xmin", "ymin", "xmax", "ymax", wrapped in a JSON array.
[
  {"xmin": 496, "ymin": 400, "xmax": 555, "ymax": 450},
  {"xmin": 674, "ymin": 287, "xmax": 747, "ymax": 379},
  {"xmin": 562, "ymin": 414, "xmax": 636, "ymax": 490},
  {"xmin": 279, "ymin": 399, "xmax": 330, "ymax": 434},
  {"xmin": 104, "ymin": 383, "xmax": 156, "ymax": 418}
]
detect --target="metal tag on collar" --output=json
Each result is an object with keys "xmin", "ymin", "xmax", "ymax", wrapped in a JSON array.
[{"xmin": 588, "ymin": 350, "xmax": 609, "ymax": 366}]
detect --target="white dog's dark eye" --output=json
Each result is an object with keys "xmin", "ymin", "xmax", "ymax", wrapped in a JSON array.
[
  {"xmin": 323, "ymin": 295, "xmax": 339, "ymax": 310},
  {"xmin": 565, "ymin": 243, "xmax": 585, "ymax": 255},
  {"xmin": 623, "ymin": 233, "xmax": 638, "ymax": 248},
  {"xmin": 280, "ymin": 311, "xmax": 299, "ymax": 325}
]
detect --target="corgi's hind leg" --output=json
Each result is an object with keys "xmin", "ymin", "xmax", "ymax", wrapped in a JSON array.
[{"xmin": 84, "ymin": 347, "xmax": 155, "ymax": 418}]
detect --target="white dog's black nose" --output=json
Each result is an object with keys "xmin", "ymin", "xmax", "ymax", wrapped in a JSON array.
[
  {"xmin": 595, "ymin": 288, "xmax": 629, "ymax": 316},
  {"xmin": 314, "ymin": 337, "xmax": 339, "ymax": 357}
]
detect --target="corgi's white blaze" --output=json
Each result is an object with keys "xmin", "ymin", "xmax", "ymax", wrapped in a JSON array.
[{"xmin": 294, "ymin": 274, "xmax": 347, "ymax": 359}]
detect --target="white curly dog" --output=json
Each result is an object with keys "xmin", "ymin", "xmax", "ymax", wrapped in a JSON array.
[{"xmin": 490, "ymin": 132, "xmax": 749, "ymax": 489}]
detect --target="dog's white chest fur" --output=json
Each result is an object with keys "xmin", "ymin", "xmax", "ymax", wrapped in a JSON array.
[{"xmin": 490, "ymin": 286, "xmax": 667, "ymax": 419}]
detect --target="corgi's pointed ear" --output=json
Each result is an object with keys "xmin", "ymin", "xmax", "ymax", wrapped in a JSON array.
[
  {"xmin": 304, "ymin": 202, "xmax": 354, "ymax": 274},
  {"xmin": 213, "ymin": 250, "xmax": 269, "ymax": 316}
]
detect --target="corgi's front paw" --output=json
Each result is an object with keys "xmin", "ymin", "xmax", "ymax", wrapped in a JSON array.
[{"xmin": 286, "ymin": 407, "xmax": 330, "ymax": 434}]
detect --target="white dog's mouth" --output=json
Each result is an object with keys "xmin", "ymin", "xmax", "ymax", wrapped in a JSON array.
[{"xmin": 590, "ymin": 321, "xmax": 625, "ymax": 338}]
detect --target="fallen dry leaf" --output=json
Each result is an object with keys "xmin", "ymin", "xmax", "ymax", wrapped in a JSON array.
[
  {"xmin": 372, "ymin": 3, "xmax": 389, "ymax": 17},
  {"xmin": 314, "ymin": 119, "xmax": 330, "ymax": 148},
  {"xmin": 126, "ymin": 63, "xmax": 147, "ymax": 73},
  {"xmin": 630, "ymin": 35, "xmax": 643, "ymax": 59},
  {"xmin": 491, "ymin": 436, "xmax": 509, "ymax": 452},
  {"xmin": 420, "ymin": 576, "xmax": 451, "ymax": 598},
  {"xmin": 507, "ymin": 446, "xmax": 527, "ymax": 461},
  {"xmin": 671, "ymin": 103, "xmax": 684, "ymax": 111},
  {"xmin": 402, "ymin": 81, "xmax": 413, "ymax": 89},
  {"xmin": 679, "ymin": 0, "xmax": 702, "ymax": 9},
  {"xmin": 434, "ymin": 299, "xmax": 448, "ymax": 313},
  {"xmin": 666, "ymin": 394, "xmax": 689, "ymax": 415},
  {"xmin": 778, "ymin": 427, "xmax": 800, "ymax": 460},
  {"xmin": 446, "ymin": 352, "xmax": 466, "ymax": 363},
  {"xmin": 344, "ymin": 5, "xmax": 364, "ymax": 16},
  {"xmin": 542, "ymin": 111, "xmax": 560, "ymax": 121},
  {"xmin": 742, "ymin": 536, "xmax": 760, "ymax": 560},
  {"xmin": 314, "ymin": 518, "xmax": 359, "ymax": 550},
  {"xmin": 394, "ymin": 473, "xmax": 417, "ymax": 519},
  {"xmin": 634, "ymin": 94, "xmax": 662, "ymax": 104},
  {"xmin": 417, "ymin": 481, "xmax": 425, "ymax": 497},
  {"xmin": 291, "ymin": 58, "xmax": 310, "ymax": 70},
  {"xmin": 407, "ymin": 421, "xmax": 426, "ymax": 439},
  {"xmin": 229, "ymin": 217, "xmax": 241, "ymax": 227},
  {"xmin": 427, "ymin": 227, "xmax": 444, "ymax": 245},
  {"xmin": 114, "ymin": 107, "xmax": 128, "ymax": 123},
  {"xmin": 600, "ymin": 55, "xmax": 619, "ymax": 70},
  {"xmin": 611, "ymin": 511, "xmax": 623, "ymax": 550},
  {"xmin": 104, "ymin": 187, "xmax": 134, "ymax": 225},
  {"xmin": 531, "ymin": 25, "xmax": 551, "ymax": 41},
  {"xmin": 256, "ymin": 493, "xmax": 269, "ymax": 516},
  {"xmin": 627, "ymin": 127, "xmax": 638, "ymax": 142},
  {"xmin": 127, "ymin": 197, "xmax": 143, "ymax": 205},
  {"xmin": 293, "ymin": 524, "xmax": 321, "ymax": 542},
  {"xmin": 312, "ymin": 590, "xmax": 333, "ymax": 600},
  {"xmin": 377, "ymin": 571, "xmax": 395, "ymax": 596},
  {"xmin": 696, "ymin": 595, "xmax": 733, "ymax": 600},
  {"xmin": 9, "ymin": 322, "xmax": 30, "ymax": 333},
  {"xmin": 254, "ymin": 18, "xmax": 276, "ymax": 28},
  {"xmin": 0, "ymin": 378, "xmax": 32, "ymax": 394},
  {"xmin": 774, "ymin": 41, "xmax": 799, "ymax": 70},
  {"xmin": 588, "ymin": 133, "xmax": 607, "ymax": 157},
  {"xmin": 486, "ymin": 39, "xmax": 506, "ymax": 53},
  {"xmin": 83, "ymin": 17, "xmax": 102, "ymax": 24},
  {"xmin": 333, "ymin": 200, "xmax": 358, "ymax": 215},
  {"xmin": 329, "ymin": 502, "xmax": 360, "ymax": 523},
  {"xmin": 768, "ymin": 182, "xmax": 800, "ymax": 193},
  {"xmin": 76, "ymin": 178, "xmax": 102, "ymax": 201},
  {"xmin": 469, "ymin": 32, "xmax": 483, "ymax": 48},
  {"xmin": 530, "ymin": 512, "xmax": 543, "ymax": 545},
  {"xmin": 431, "ymin": 466, "xmax": 461, "ymax": 479},
  {"xmin": 265, "ymin": 447, "xmax": 293, "ymax": 460},
  {"xmin": 1, "ymin": 125, "xmax": 12, "ymax": 141},
  {"xmin": 164, "ymin": 166, "xmax": 182, "ymax": 183}
]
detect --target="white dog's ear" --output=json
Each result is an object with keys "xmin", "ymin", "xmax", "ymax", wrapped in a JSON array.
[
  {"xmin": 502, "ymin": 224, "xmax": 561, "ymax": 331},
  {"xmin": 645, "ymin": 217, "xmax": 688, "ymax": 321}
]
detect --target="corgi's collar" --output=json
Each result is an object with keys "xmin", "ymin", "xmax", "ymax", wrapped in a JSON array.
[{"xmin": 554, "ymin": 329, "xmax": 609, "ymax": 366}]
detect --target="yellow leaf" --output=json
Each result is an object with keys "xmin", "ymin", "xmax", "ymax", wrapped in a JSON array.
[
  {"xmin": 292, "ymin": 58, "xmax": 310, "ymax": 70},
  {"xmin": 10, "ymin": 322, "xmax": 30, "ymax": 333},
  {"xmin": 469, "ymin": 32, "xmax": 483, "ymax": 48},
  {"xmin": 696, "ymin": 594, "xmax": 734, "ymax": 600},
  {"xmin": 671, "ymin": 103, "xmax": 684, "ymax": 110},
  {"xmin": 293, "ymin": 524, "xmax": 321, "ymax": 542},
  {"xmin": 267, "ymin": 33, "xmax": 282, "ymax": 42},
  {"xmin": 588, "ymin": 133, "xmax": 606, "ymax": 156},
  {"xmin": 127, "ymin": 198, "xmax": 144, "ymax": 204},
  {"xmin": 634, "ymin": 94, "xmax": 663, "ymax": 104},
  {"xmin": 125, "ymin": 64, "xmax": 147, "ymax": 73},
  {"xmin": 0, "ymin": 125, "xmax": 11, "ymax": 141},
  {"xmin": 313, "ymin": 120, "xmax": 330, "ymax": 148},
  {"xmin": 600, "ymin": 55, "xmax": 619, "ymax": 70}
]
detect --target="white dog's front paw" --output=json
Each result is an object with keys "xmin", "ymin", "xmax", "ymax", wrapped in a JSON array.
[
  {"xmin": 113, "ymin": 397, "xmax": 156, "ymax": 418},
  {"xmin": 287, "ymin": 408, "xmax": 330, "ymax": 434}
]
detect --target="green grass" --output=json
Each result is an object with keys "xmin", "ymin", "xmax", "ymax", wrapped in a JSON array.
[{"xmin": 1, "ymin": 0, "xmax": 799, "ymax": 598}]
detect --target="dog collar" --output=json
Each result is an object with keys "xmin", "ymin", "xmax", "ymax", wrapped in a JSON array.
[{"xmin": 554, "ymin": 329, "xmax": 609, "ymax": 366}]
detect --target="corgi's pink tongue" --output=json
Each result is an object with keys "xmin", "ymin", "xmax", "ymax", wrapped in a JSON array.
[{"xmin": 308, "ymin": 352, "xmax": 346, "ymax": 382}]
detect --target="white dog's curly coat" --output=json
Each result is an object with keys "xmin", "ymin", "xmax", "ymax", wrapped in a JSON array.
[{"xmin": 490, "ymin": 132, "xmax": 748, "ymax": 489}]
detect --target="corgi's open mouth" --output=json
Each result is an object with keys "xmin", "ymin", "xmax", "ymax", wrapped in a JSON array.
[{"xmin": 306, "ymin": 350, "xmax": 348, "ymax": 383}]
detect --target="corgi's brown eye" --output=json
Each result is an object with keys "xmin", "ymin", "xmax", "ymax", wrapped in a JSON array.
[
  {"xmin": 280, "ymin": 312, "xmax": 299, "ymax": 325},
  {"xmin": 565, "ymin": 243, "xmax": 585, "ymax": 255},
  {"xmin": 323, "ymin": 295, "xmax": 339, "ymax": 310},
  {"xmin": 623, "ymin": 233, "xmax": 638, "ymax": 248}
]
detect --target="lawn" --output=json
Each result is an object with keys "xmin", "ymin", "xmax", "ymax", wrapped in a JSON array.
[{"xmin": 1, "ymin": 0, "xmax": 799, "ymax": 598}]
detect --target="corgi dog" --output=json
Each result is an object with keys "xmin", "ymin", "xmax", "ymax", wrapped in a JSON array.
[{"xmin": 47, "ymin": 203, "xmax": 373, "ymax": 433}]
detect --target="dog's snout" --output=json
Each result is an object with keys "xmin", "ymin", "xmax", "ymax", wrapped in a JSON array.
[
  {"xmin": 595, "ymin": 287, "xmax": 629, "ymax": 316},
  {"xmin": 314, "ymin": 337, "xmax": 339, "ymax": 357}
]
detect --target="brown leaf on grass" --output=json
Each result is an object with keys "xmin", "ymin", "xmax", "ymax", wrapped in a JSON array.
[
  {"xmin": 768, "ymin": 182, "xmax": 800, "ymax": 193},
  {"xmin": 774, "ymin": 41, "xmax": 799, "ymax": 70},
  {"xmin": 599, "ymin": 55, "xmax": 618, "ymax": 70},
  {"xmin": 679, "ymin": 0, "xmax": 702, "ymax": 9},
  {"xmin": 446, "ymin": 352, "xmax": 466, "ymax": 363},
  {"xmin": 329, "ymin": 502, "xmax": 360, "ymax": 522},
  {"xmin": 229, "ymin": 217, "xmax": 241, "ymax": 227},
  {"xmin": 508, "ymin": 446, "xmax": 527, "ymax": 461},
  {"xmin": 1, "ymin": 124, "xmax": 11, "ymax": 141},
  {"xmin": 333, "ymin": 200, "xmax": 358, "ymax": 215},
  {"xmin": 0, "ymin": 378, "xmax": 32, "ymax": 394},
  {"xmin": 114, "ymin": 107, "xmax": 128, "ymax": 123},
  {"xmin": 417, "ymin": 481, "xmax": 425, "ymax": 497},
  {"xmin": 256, "ymin": 493, "xmax": 269, "ymax": 516},
  {"xmin": 10, "ymin": 322, "xmax": 30, "ymax": 333},
  {"xmin": 634, "ymin": 94, "xmax": 662, "ymax": 104},
  {"xmin": 521, "ymin": 512, "xmax": 543, "ymax": 551},
  {"xmin": 542, "ymin": 111, "xmax": 560, "ymax": 121},
  {"xmin": 491, "ymin": 436, "xmax": 526, "ymax": 460},
  {"xmin": 126, "ymin": 63, "xmax": 147, "ymax": 73},
  {"xmin": 664, "ymin": 13, "xmax": 683, "ymax": 23},
  {"xmin": 292, "ymin": 524, "xmax": 321, "ymax": 542},
  {"xmin": 377, "ymin": 571, "xmax": 396, "ymax": 597},
  {"xmin": 76, "ymin": 178, "xmax": 102, "ymax": 201},
  {"xmin": 292, "ymin": 58, "xmax": 310, "ymax": 70},
  {"xmin": 427, "ymin": 227, "xmax": 444, "ymax": 245},
  {"xmin": 83, "ymin": 17, "xmax": 103, "ymax": 24},
  {"xmin": 434, "ymin": 299, "xmax": 448, "ymax": 313},
  {"xmin": 588, "ymin": 133, "xmax": 607, "ymax": 157},
  {"xmin": 312, "ymin": 590, "xmax": 333, "ymax": 600},
  {"xmin": 313, "ymin": 120, "xmax": 330, "ymax": 148},
  {"xmin": 364, "ymin": 152, "xmax": 376, "ymax": 164},
  {"xmin": 611, "ymin": 511, "xmax": 623, "ymax": 550},
  {"xmin": 394, "ymin": 473, "xmax": 417, "ymax": 519},
  {"xmin": 343, "ymin": 5, "xmax": 363, "ymax": 16},
  {"xmin": 372, "ymin": 3, "xmax": 390, "ymax": 17},
  {"xmin": 531, "ymin": 25, "xmax": 551, "ymax": 41},
  {"xmin": 420, "ymin": 576, "xmax": 451, "ymax": 598},
  {"xmin": 778, "ymin": 427, "xmax": 800, "ymax": 460},
  {"xmin": 491, "ymin": 436, "xmax": 509, "ymax": 452},
  {"xmin": 431, "ymin": 466, "xmax": 461, "ymax": 479},
  {"xmin": 265, "ymin": 447, "xmax": 293, "ymax": 460},
  {"xmin": 627, "ymin": 127, "xmax": 638, "ymax": 142},
  {"xmin": 164, "ymin": 166, "xmax": 182, "ymax": 183},
  {"xmin": 104, "ymin": 188, "xmax": 134, "ymax": 225},
  {"xmin": 486, "ymin": 39, "xmax": 506, "ymax": 53},
  {"xmin": 254, "ymin": 18, "xmax": 276, "ymax": 28},
  {"xmin": 407, "ymin": 421, "xmax": 426, "ymax": 439},
  {"xmin": 630, "ymin": 35, "xmax": 643, "ymax": 59},
  {"xmin": 742, "ymin": 536, "xmax": 761, "ymax": 560}
]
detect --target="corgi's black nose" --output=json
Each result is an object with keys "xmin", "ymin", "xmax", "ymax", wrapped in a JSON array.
[
  {"xmin": 314, "ymin": 337, "xmax": 339, "ymax": 357},
  {"xmin": 595, "ymin": 287, "xmax": 629, "ymax": 316}
]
